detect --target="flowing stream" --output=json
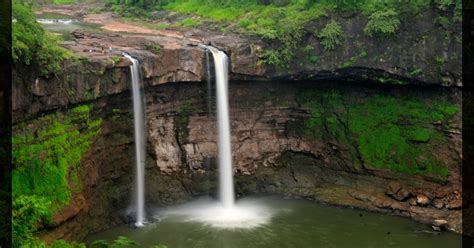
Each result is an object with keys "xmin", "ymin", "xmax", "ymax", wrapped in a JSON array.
[{"xmin": 123, "ymin": 53, "xmax": 146, "ymax": 227}]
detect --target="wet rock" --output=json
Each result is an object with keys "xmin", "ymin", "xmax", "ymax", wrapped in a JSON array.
[
  {"xmin": 432, "ymin": 225, "xmax": 442, "ymax": 232},
  {"xmin": 433, "ymin": 219, "xmax": 448, "ymax": 226},
  {"xmin": 393, "ymin": 188, "xmax": 411, "ymax": 201},
  {"xmin": 386, "ymin": 181, "xmax": 401, "ymax": 195},
  {"xmin": 445, "ymin": 198, "xmax": 462, "ymax": 209},
  {"xmin": 432, "ymin": 219, "xmax": 448, "ymax": 231},
  {"xmin": 432, "ymin": 198, "xmax": 445, "ymax": 209},
  {"xmin": 50, "ymin": 193, "xmax": 87, "ymax": 227},
  {"xmin": 416, "ymin": 194, "xmax": 431, "ymax": 206}
]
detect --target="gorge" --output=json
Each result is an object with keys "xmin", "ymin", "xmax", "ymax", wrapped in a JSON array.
[{"xmin": 10, "ymin": 1, "xmax": 466, "ymax": 247}]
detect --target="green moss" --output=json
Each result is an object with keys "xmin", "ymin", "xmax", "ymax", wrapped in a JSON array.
[
  {"xmin": 297, "ymin": 89, "xmax": 458, "ymax": 178},
  {"xmin": 12, "ymin": 105, "xmax": 102, "ymax": 247},
  {"xmin": 436, "ymin": 56, "xmax": 445, "ymax": 66},
  {"xmin": 375, "ymin": 76, "xmax": 408, "ymax": 85},
  {"xmin": 176, "ymin": 101, "xmax": 203, "ymax": 141},
  {"xmin": 408, "ymin": 68, "xmax": 423, "ymax": 77},
  {"xmin": 307, "ymin": 55, "xmax": 319, "ymax": 64},
  {"xmin": 403, "ymin": 127, "xmax": 432, "ymax": 142},
  {"xmin": 340, "ymin": 50, "xmax": 367, "ymax": 68}
]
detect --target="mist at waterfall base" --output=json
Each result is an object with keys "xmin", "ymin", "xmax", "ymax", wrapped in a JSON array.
[
  {"xmin": 123, "ymin": 54, "xmax": 146, "ymax": 227},
  {"xmin": 85, "ymin": 197, "xmax": 461, "ymax": 248}
]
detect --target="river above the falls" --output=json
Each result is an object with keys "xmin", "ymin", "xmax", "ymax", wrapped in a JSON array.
[
  {"xmin": 85, "ymin": 197, "xmax": 460, "ymax": 248},
  {"xmin": 36, "ymin": 13, "xmax": 101, "ymax": 40}
]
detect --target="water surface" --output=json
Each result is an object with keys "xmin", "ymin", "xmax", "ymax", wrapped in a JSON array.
[
  {"xmin": 36, "ymin": 13, "xmax": 100, "ymax": 40},
  {"xmin": 85, "ymin": 197, "xmax": 461, "ymax": 248}
]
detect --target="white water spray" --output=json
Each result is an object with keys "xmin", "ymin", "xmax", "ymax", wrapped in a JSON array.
[
  {"xmin": 123, "ymin": 53, "xmax": 146, "ymax": 227},
  {"xmin": 204, "ymin": 46, "xmax": 235, "ymax": 208}
]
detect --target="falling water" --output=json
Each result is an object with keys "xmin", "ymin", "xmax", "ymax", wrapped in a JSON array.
[
  {"xmin": 204, "ymin": 46, "xmax": 235, "ymax": 208},
  {"xmin": 205, "ymin": 50, "xmax": 212, "ymax": 115},
  {"xmin": 123, "ymin": 53, "xmax": 146, "ymax": 226}
]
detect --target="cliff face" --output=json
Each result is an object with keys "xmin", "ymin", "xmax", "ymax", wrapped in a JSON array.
[
  {"xmin": 12, "ymin": 5, "xmax": 464, "ymax": 242},
  {"xmin": 13, "ymin": 3, "xmax": 462, "ymax": 123},
  {"xmin": 17, "ymin": 77, "xmax": 461, "ymax": 242}
]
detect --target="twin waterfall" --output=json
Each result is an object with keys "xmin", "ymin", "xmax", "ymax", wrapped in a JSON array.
[
  {"xmin": 123, "ymin": 53, "xmax": 146, "ymax": 227},
  {"xmin": 124, "ymin": 45, "xmax": 236, "ymax": 227},
  {"xmin": 205, "ymin": 46, "xmax": 236, "ymax": 208}
]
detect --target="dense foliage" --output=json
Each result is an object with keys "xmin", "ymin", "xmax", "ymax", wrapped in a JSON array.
[
  {"xmin": 317, "ymin": 20, "xmax": 343, "ymax": 51},
  {"xmin": 101, "ymin": 0, "xmax": 461, "ymax": 66},
  {"xmin": 12, "ymin": 3, "xmax": 73, "ymax": 76},
  {"xmin": 12, "ymin": 106, "xmax": 102, "ymax": 247},
  {"xmin": 364, "ymin": 9, "xmax": 401, "ymax": 37}
]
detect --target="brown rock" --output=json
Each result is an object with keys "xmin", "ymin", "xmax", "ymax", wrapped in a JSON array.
[
  {"xmin": 432, "ymin": 198, "xmax": 445, "ymax": 209},
  {"xmin": 433, "ymin": 219, "xmax": 448, "ymax": 226},
  {"xmin": 445, "ymin": 198, "xmax": 462, "ymax": 209},
  {"xmin": 51, "ymin": 193, "xmax": 86, "ymax": 226},
  {"xmin": 393, "ymin": 188, "xmax": 411, "ymax": 201},
  {"xmin": 416, "ymin": 194, "xmax": 430, "ymax": 206},
  {"xmin": 432, "ymin": 225, "xmax": 442, "ymax": 232},
  {"xmin": 408, "ymin": 198, "xmax": 417, "ymax": 206},
  {"xmin": 386, "ymin": 181, "xmax": 401, "ymax": 195},
  {"xmin": 114, "ymin": 57, "xmax": 132, "ymax": 67}
]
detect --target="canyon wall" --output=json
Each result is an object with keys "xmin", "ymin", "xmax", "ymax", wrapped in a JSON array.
[{"xmin": 14, "ymin": 77, "xmax": 461, "ymax": 242}]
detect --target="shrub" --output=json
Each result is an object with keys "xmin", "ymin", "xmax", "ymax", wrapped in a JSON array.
[
  {"xmin": 364, "ymin": 8, "xmax": 400, "ymax": 37},
  {"xmin": 317, "ymin": 20, "xmax": 343, "ymax": 51},
  {"xmin": 13, "ymin": 3, "xmax": 73, "ymax": 76}
]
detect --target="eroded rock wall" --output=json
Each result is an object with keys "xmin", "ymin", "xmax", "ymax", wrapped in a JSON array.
[{"xmin": 15, "ymin": 76, "xmax": 461, "ymax": 243}]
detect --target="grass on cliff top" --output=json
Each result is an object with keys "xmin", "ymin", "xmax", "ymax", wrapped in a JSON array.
[
  {"xmin": 161, "ymin": 0, "xmax": 460, "ymax": 65},
  {"xmin": 12, "ymin": 105, "xmax": 102, "ymax": 247},
  {"xmin": 105, "ymin": 0, "xmax": 460, "ymax": 67},
  {"xmin": 296, "ymin": 89, "xmax": 459, "ymax": 179}
]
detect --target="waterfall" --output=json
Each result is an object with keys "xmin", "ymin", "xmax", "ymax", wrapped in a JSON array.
[
  {"xmin": 123, "ymin": 53, "xmax": 146, "ymax": 226},
  {"xmin": 204, "ymin": 46, "xmax": 235, "ymax": 208},
  {"xmin": 206, "ymin": 50, "xmax": 212, "ymax": 115}
]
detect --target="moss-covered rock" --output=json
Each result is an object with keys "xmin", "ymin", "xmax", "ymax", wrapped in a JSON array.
[{"xmin": 296, "ymin": 87, "xmax": 459, "ymax": 178}]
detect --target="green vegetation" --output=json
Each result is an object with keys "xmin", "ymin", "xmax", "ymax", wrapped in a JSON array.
[
  {"xmin": 12, "ymin": 105, "xmax": 102, "ymax": 247},
  {"xmin": 52, "ymin": 0, "xmax": 78, "ymax": 4},
  {"xmin": 408, "ymin": 68, "xmax": 423, "ymax": 77},
  {"xmin": 174, "ymin": 17, "xmax": 201, "ymax": 28},
  {"xmin": 364, "ymin": 8, "xmax": 400, "ymax": 37},
  {"xmin": 103, "ymin": 0, "xmax": 461, "ymax": 66},
  {"xmin": 144, "ymin": 43, "xmax": 162, "ymax": 54},
  {"xmin": 164, "ymin": 0, "xmax": 331, "ymax": 66},
  {"xmin": 296, "ymin": 89, "xmax": 458, "ymax": 178},
  {"xmin": 307, "ymin": 55, "xmax": 319, "ymax": 64},
  {"xmin": 13, "ymin": 3, "xmax": 74, "ymax": 76},
  {"xmin": 340, "ymin": 50, "xmax": 367, "ymax": 68},
  {"xmin": 317, "ymin": 20, "xmax": 343, "ymax": 51},
  {"xmin": 39, "ymin": 236, "xmax": 166, "ymax": 248},
  {"xmin": 176, "ymin": 101, "xmax": 204, "ymax": 141},
  {"xmin": 436, "ymin": 56, "xmax": 445, "ymax": 66}
]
